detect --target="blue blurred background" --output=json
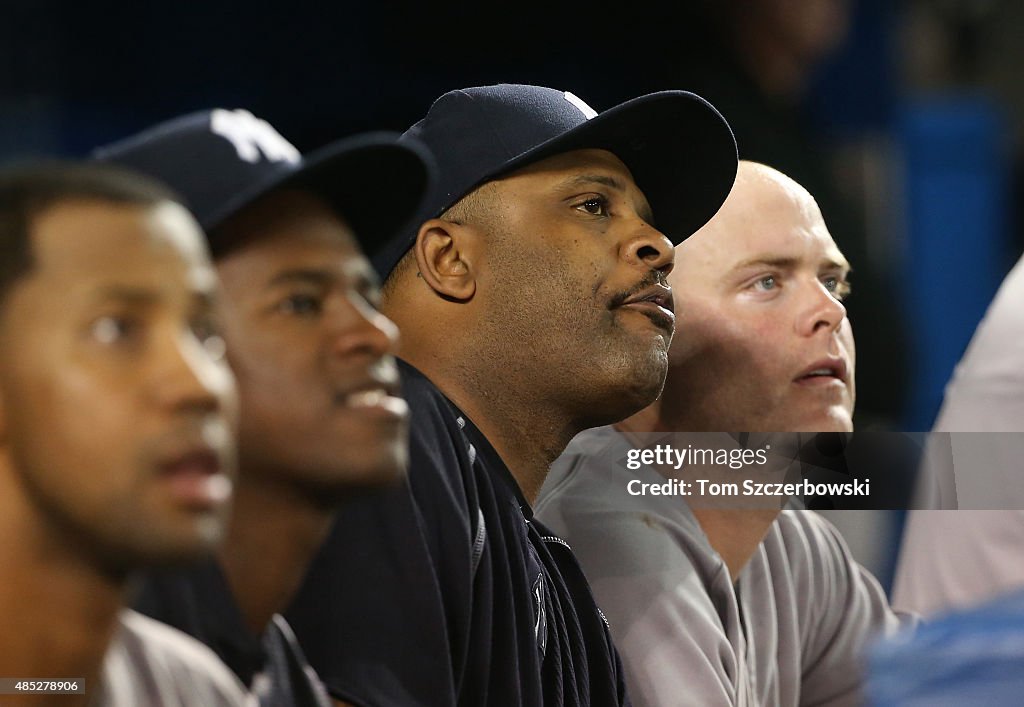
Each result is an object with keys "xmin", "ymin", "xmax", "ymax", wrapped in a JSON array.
[{"xmin": 2, "ymin": 0, "xmax": 1021, "ymax": 433}]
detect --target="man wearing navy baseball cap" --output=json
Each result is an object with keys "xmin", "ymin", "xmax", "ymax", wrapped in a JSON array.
[
  {"xmin": 96, "ymin": 108, "xmax": 431, "ymax": 706},
  {"xmin": 288, "ymin": 84, "xmax": 738, "ymax": 706}
]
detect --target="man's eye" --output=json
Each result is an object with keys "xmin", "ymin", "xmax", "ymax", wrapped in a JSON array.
[
  {"xmin": 277, "ymin": 293, "xmax": 323, "ymax": 316},
  {"xmin": 822, "ymin": 276, "xmax": 851, "ymax": 300},
  {"xmin": 575, "ymin": 196, "xmax": 609, "ymax": 217},
  {"xmin": 754, "ymin": 275, "xmax": 776, "ymax": 291},
  {"xmin": 90, "ymin": 315, "xmax": 139, "ymax": 345}
]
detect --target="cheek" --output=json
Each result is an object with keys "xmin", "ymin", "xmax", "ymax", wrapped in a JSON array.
[
  {"xmin": 10, "ymin": 364, "xmax": 141, "ymax": 496},
  {"xmin": 58, "ymin": 368, "xmax": 142, "ymax": 452},
  {"xmin": 488, "ymin": 253, "xmax": 603, "ymax": 333},
  {"xmin": 228, "ymin": 331, "xmax": 310, "ymax": 395},
  {"xmin": 230, "ymin": 346, "xmax": 321, "ymax": 444},
  {"xmin": 676, "ymin": 308, "xmax": 781, "ymax": 376},
  {"xmin": 493, "ymin": 230, "xmax": 608, "ymax": 292}
]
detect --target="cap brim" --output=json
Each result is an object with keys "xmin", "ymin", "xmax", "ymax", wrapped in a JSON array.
[
  {"xmin": 496, "ymin": 91, "xmax": 737, "ymax": 244},
  {"xmin": 203, "ymin": 132, "xmax": 432, "ymax": 256}
]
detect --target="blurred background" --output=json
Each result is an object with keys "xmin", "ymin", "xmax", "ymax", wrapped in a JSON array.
[{"xmin": 3, "ymin": 0, "xmax": 1021, "ymax": 585}]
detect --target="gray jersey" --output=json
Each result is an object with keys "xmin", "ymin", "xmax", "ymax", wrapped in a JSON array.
[
  {"xmin": 99, "ymin": 610, "xmax": 250, "ymax": 706},
  {"xmin": 536, "ymin": 426, "xmax": 904, "ymax": 707},
  {"xmin": 894, "ymin": 254, "xmax": 1024, "ymax": 616}
]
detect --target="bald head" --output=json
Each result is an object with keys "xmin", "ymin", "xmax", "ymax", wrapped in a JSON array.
[
  {"xmin": 670, "ymin": 162, "xmax": 847, "ymax": 291},
  {"xmin": 655, "ymin": 161, "xmax": 856, "ymax": 432}
]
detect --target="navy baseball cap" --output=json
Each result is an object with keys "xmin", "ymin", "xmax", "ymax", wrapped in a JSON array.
[
  {"xmin": 373, "ymin": 84, "xmax": 737, "ymax": 278},
  {"xmin": 93, "ymin": 108, "xmax": 433, "ymax": 255}
]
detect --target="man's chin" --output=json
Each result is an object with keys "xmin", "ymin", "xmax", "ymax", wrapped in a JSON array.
[
  {"xmin": 92, "ymin": 522, "xmax": 223, "ymax": 578},
  {"xmin": 302, "ymin": 448, "xmax": 407, "ymax": 500},
  {"xmin": 587, "ymin": 372, "xmax": 667, "ymax": 428},
  {"xmin": 795, "ymin": 408, "xmax": 855, "ymax": 434}
]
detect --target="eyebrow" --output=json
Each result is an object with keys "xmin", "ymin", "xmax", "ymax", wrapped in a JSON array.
[
  {"xmin": 91, "ymin": 286, "xmax": 217, "ymax": 310},
  {"xmin": 266, "ymin": 265, "xmax": 380, "ymax": 291},
  {"xmin": 729, "ymin": 255, "xmax": 852, "ymax": 273},
  {"xmin": 266, "ymin": 268, "xmax": 336, "ymax": 289},
  {"xmin": 92, "ymin": 286, "xmax": 161, "ymax": 306},
  {"xmin": 561, "ymin": 174, "xmax": 655, "ymax": 225},
  {"xmin": 565, "ymin": 174, "xmax": 626, "ymax": 192}
]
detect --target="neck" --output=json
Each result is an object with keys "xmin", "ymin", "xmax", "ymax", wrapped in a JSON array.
[
  {"xmin": 403, "ymin": 352, "xmax": 576, "ymax": 505},
  {"xmin": 616, "ymin": 405, "xmax": 781, "ymax": 581},
  {"xmin": 690, "ymin": 508, "xmax": 780, "ymax": 582},
  {"xmin": 219, "ymin": 475, "xmax": 335, "ymax": 636},
  {"xmin": 462, "ymin": 398, "xmax": 573, "ymax": 504},
  {"xmin": 0, "ymin": 485, "xmax": 124, "ymax": 707}
]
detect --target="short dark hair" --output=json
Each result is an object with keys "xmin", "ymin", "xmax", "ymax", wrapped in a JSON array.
[{"xmin": 0, "ymin": 161, "xmax": 180, "ymax": 305}]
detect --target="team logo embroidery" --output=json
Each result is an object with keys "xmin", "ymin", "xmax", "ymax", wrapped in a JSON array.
[
  {"xmin": 563, "ymin": 92, "xmax": 597, "ymax": 120},
  {"xmin": 210, "ymin": 108, "xmax": 301, "ymax": 165}
]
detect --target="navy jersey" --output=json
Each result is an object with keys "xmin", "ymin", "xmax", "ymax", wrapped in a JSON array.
[
  {"xmin": 134, "ymin": 562, "xmax": 332, "ymax": 707},
  {"xmin": 286, "ymin": 360, "xmax": 630, "ymax": 706}
]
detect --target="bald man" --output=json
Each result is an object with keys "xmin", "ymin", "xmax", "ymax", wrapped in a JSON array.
[{"xmin": 536, "ymin": 162, "xmax": 903, "ymax": 707}]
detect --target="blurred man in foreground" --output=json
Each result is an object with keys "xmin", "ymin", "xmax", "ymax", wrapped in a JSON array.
[{"xmin": 0, "ymin": 163, "xmax": 246, "ymax": 705}]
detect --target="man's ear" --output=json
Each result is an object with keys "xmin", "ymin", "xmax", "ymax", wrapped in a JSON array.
[{"xmin": 412, "ymin": 219, "xmax": 478, "ymax": 302}]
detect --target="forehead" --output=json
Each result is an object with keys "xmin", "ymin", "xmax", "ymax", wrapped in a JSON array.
[
  {"xmin": 29, "ymin": 199, "xmax": 211, "ymax": 289},
  {"xmin": 675, "ymin": 171, "xmax": 848, "ymax": 281},
  {"xmin": 494, "ymin": 148, "xmax": 652, "ymax": 218},
  {"xmin": 214, "ymin": 190, "xmax": 366, "ymax": 279},
  {"xmin": 511, "ymin": 148, "xmax": 635, "ymax": 179},
  {"xmin": 500, "ymin": 148, "xmax": 639, "ymax": 192}
]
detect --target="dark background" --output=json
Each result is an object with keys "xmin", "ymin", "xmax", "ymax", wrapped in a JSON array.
[{"xmin": 3, "ymin": 0, "xmax": 1021, "ymax": 430}]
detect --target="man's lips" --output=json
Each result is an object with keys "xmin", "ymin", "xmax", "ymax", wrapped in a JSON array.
[
  {"xmin": 615, "ymin": 283, "xmax": 675, "ymax": 331},
  {"xmin": 794, "ymin": 357, "xmax": 849, "ymax": 386},
  {"xmin": 158, "ymin": 446, "xmax": 232, "ymax": 509},
  {"xmin": 333, "ymin": 376, "xmax": 408, "ymax": 418}
]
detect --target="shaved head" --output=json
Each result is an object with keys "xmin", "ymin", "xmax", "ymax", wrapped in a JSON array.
[
  {"xmin": 659, "ymin": 160, "xmax": 855, "ymax": 432},
  {"xmin": 671, "ymin": 162, "xmax": 848, "ymax": 287}
]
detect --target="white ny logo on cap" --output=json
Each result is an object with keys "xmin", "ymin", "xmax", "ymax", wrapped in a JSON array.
[
  {"xmin": 210, "ymin": 109, "xmax": 301, "ymax": 165},
  {"xmin": 562, "ymin": 92, "xmax": 597, "ymax": 120}
]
